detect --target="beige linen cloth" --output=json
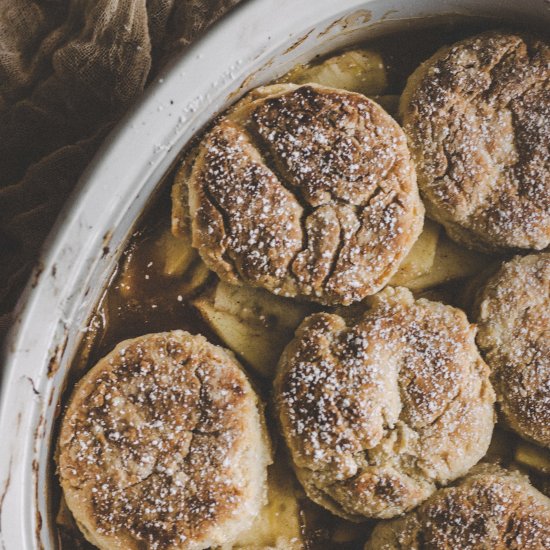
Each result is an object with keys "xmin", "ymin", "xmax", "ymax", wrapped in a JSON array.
[{"xmin": 0, "ymin": 0, "xmax": 241, "ymax": 334}]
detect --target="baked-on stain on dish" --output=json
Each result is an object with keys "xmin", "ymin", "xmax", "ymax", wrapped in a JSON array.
[
  {"xmin": 317, "ymin": 10, "xmax": 373, "ymax": 38},
  {"xmin": 47, "ymin": 337, "xmax": 68, "ymax": 378},
  {"xmin": 226, "ymin": 9, "xmax": 373, "ymax": 104},
  {"xmin": 283, "ymin": 29, "xmax": 314, "ymax": 55}
]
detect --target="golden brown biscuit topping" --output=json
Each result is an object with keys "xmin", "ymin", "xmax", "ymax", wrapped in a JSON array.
[
  {"xmin": 475, "ymin": 253, "xmax": 550, "ymax": 448},
  {"xmin": 187, "ymin": 84, "xmax": 423, "ymax": 305},
  {"xmin": 401, "ymin": 32, "xmax": 550, "ymax": 252},
  {"xmin": 58, "ymin": 331, "xmax": 269, "ymax": 549},
  {"xmin": 275, "ymin": 287, "xmax": 495, "ymax": 519},
  {"xmin": 365, "ymin": 465, "xmax": 550, "ymax": 550}
]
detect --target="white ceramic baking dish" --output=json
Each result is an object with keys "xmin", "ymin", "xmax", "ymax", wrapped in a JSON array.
[{"xmin": 0, "ymin": 0, "xmax": 547, "ymax": 548}]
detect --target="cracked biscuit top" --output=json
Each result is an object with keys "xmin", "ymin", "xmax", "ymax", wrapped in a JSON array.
[
  {"xmin": 179, "ymin": 83, "xmax": 423, "ymax": 306},
  {"xmin": 400, "ymin": 31, "xmax": 550, "ymax": 252},
  {"xmin": 274, "ymin": 287, "xmax": 495, "ymax": 520},
  {"xmin": 474, "ymin": 253, "xmax": 550, "ymax": 448},
  {"xmin": 365, "ymin": 464, "xmax": 550, "ymax": 550},
  {"xmin": 57, "ymin": 331, "xmax": 271, "ymax": 550}
]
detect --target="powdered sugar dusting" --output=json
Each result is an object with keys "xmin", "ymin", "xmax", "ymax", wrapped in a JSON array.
[
  {"xmin": 58, "ymin": 331, "xmax": 269, "ymax": 549},
  {"xmin": 189, "ymin": 85, "xmax": 423, "ymax": 305},
  {"xmin": 475, "ymin": 253, "xmax": 550, "ymax": 447},
  {"xmin": 275, "ymin": 287, "xmax": 495, "ymax": 519},
  {"xmin": 366, "ymin": 465, "xmax": 550, "ymax": 549},
  {"xmin": 402, "ymin": 31, "xmax": 550, "ymax": 251}
]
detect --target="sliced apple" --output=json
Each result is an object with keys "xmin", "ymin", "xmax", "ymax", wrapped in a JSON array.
[
  {"xmin": 171, "ymin": 152, "xmax": 196, "ymax": 237},
  {"xmin": 235, "ymin": 455, "xmax": 303, "ymax": 549},
  {"xmin": 213, "ymin": 281, "xmax": 313, "ymax": 331},
  {"xmin": 390, "ymin": 219, "xmax": 440, "ymax": 287},
  {"xmin": 193, "ymin": 281, "xmax": 314, "ymax": 377},
  {"xmin": 284, "ymin": 49, "xmax": 388, "ymax": 96},
  {"xmin": 177, "ymin": 260, "xmax": 211, "ymax": 298},
  {"xmin": 515, "ymin": 442, "xmax": 550, "ymax": 474},
  {"xmin": 158, "ymin": 229, "xmax": 197, "ymax": 278},
  {"xmin": 399, "ymin": 233, "xmax": 495, "ymax": 292},
  {"xmin": 193, "ymin": 297, "xmax": 295, "ymax": 378}
]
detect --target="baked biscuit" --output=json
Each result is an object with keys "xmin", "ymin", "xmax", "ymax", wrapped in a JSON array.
[
  {"xmin": 400, "ymin": 31, "xmax": 550, "ymax": 252},
  {"xmin": 474, "ymin": 253, "xmax": 550, "ymax": 448},
  {"xmin": 274, "ymin": 287, "xmax": 495, "ymax": 520},
  {"xmin": 57, "ymin": 331, "xmax": 271, "ymax": 550},
  {"xmin": 365, "ymin": 464, "xmax": 550, "ymax": 549},
  {"xmin": 178, "ymin": 83, "xmax": 423, "ymax": 305}
]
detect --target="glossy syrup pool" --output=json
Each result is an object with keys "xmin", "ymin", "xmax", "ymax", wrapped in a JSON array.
[{"xmin": 51, "ymin": 19, "xmax": 549, "ymax": 550}]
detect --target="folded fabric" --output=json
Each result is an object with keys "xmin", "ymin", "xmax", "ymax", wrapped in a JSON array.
[{"xmin": 0, "ymin": 0, "xmax": 240, "ymax": 323}]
